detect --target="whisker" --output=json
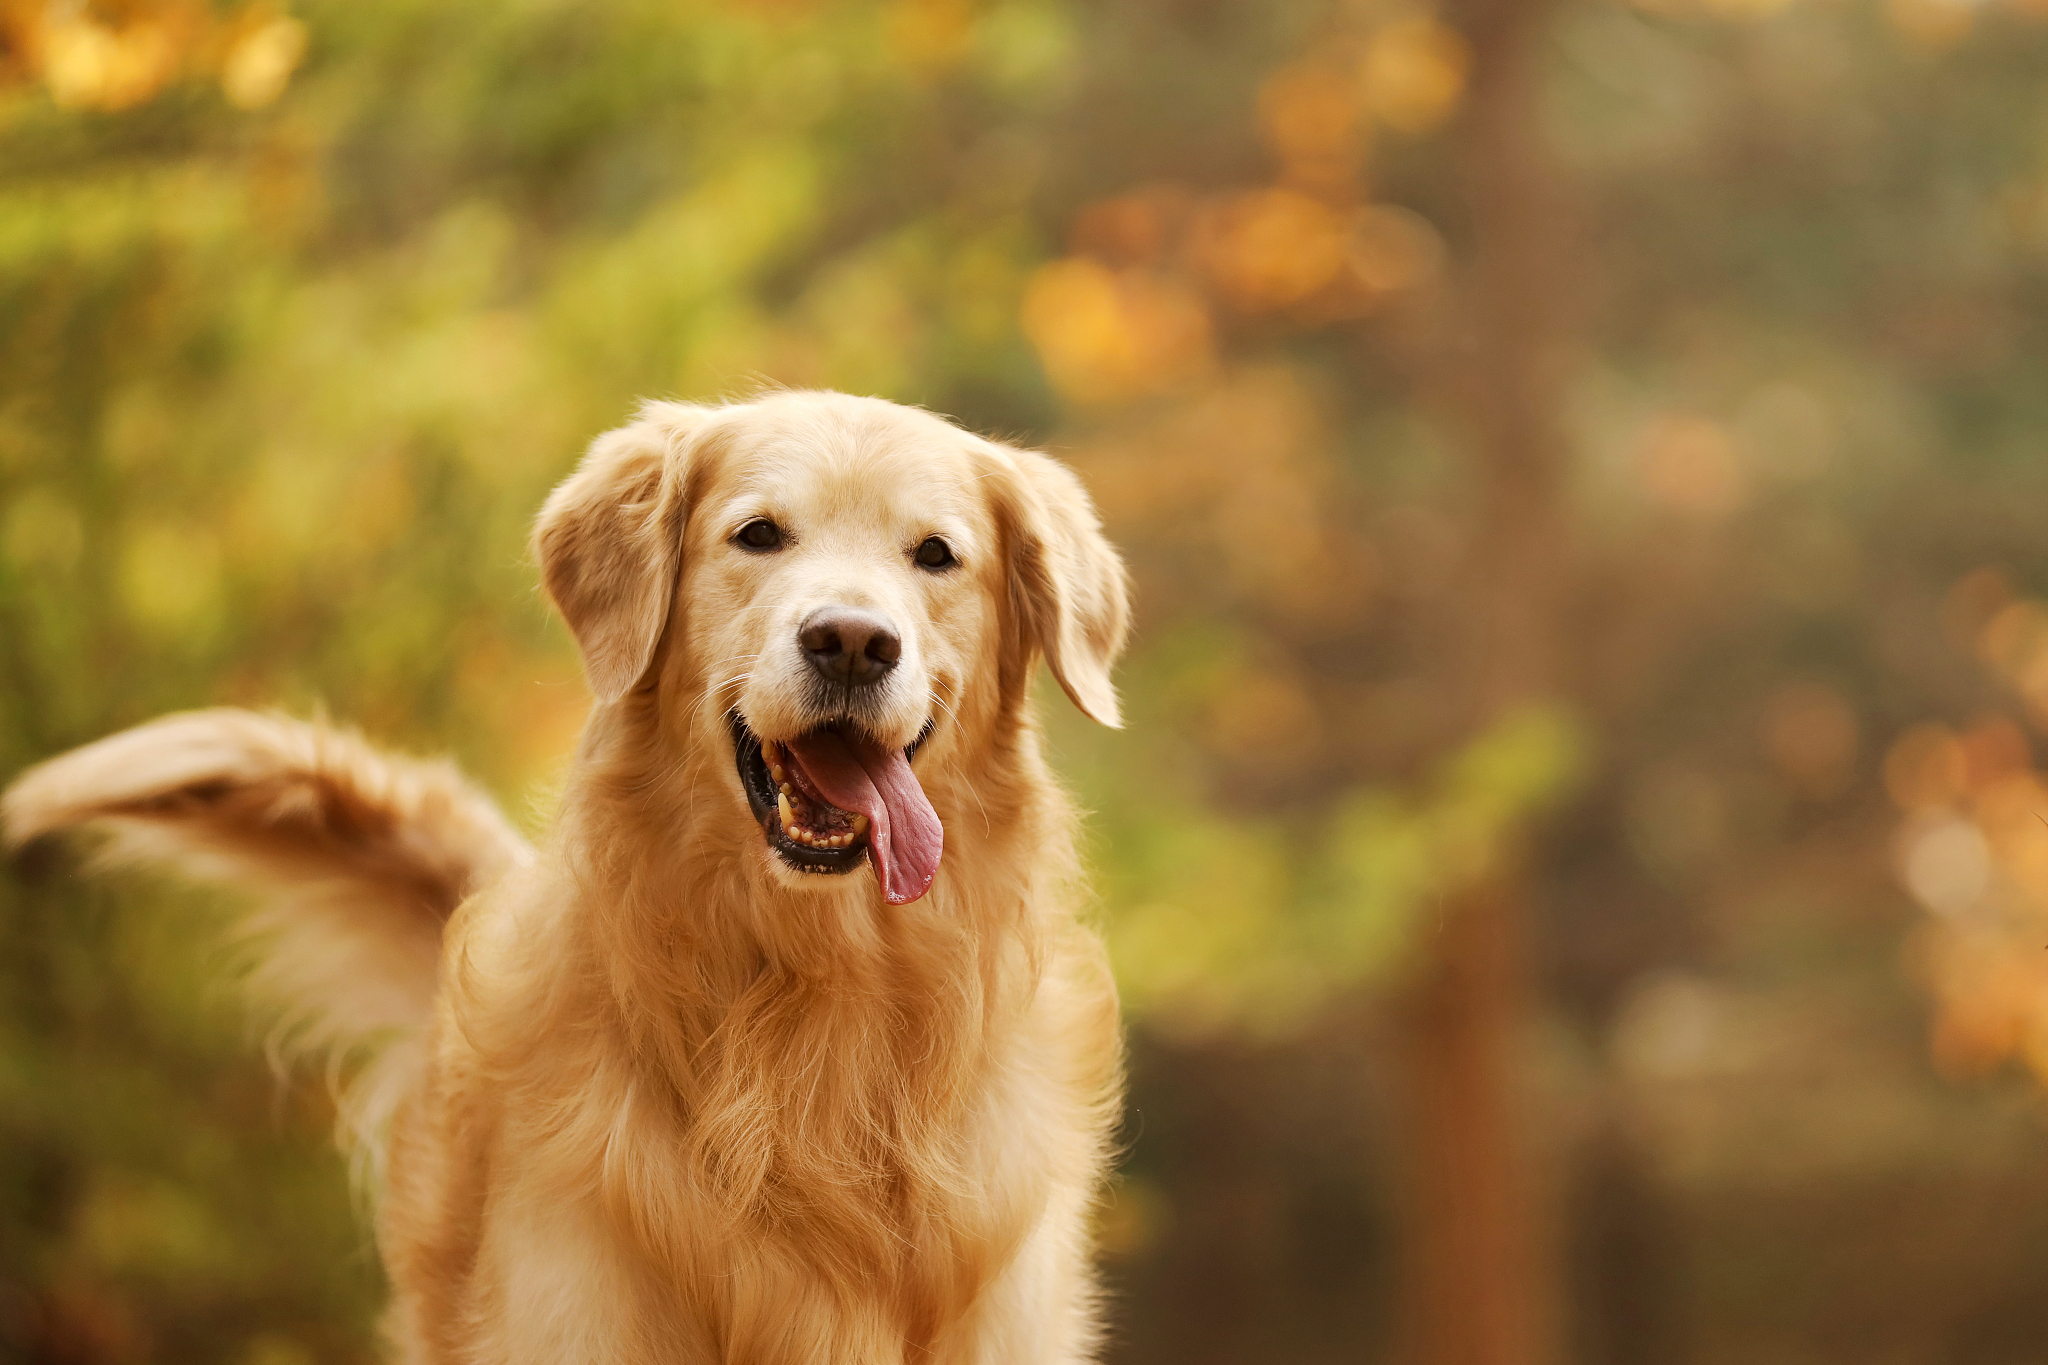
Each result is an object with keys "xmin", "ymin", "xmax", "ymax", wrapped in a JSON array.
[
  {"xmin": 690, "ymin": 673, "xmax": 755, "ymax": 728},
  {"xmin": 681, "ymin": 655, "xmax": 762, "ymax": 737},
  {"xmin": 678, "ymin": 658, "xmax": 763, "ymax": 826}
]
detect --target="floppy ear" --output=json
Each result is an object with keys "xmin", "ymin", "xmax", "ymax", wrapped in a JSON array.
[
  {"xmin": 992, "ymin": 444, "xmax": 1132, "ymax": 728},
  {"xmin": 531, "ymin": 403, "xmax": 711, "ymax": 704}
]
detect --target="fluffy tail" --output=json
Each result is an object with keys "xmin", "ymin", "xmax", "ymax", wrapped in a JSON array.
[{"xmin": 1, "ymin": 708, "xmax": 531, "ymax": 1169}]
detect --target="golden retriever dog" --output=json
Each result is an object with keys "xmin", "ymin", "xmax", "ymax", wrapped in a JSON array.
[{"xmin": 2, "ymin": 391, "xmax": 1131, "ymax": 1364}]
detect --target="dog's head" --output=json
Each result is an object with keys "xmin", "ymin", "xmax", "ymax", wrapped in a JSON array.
[{"xmin": 532, "ymin": 392, "xmax": 1128, "ymax": 905}]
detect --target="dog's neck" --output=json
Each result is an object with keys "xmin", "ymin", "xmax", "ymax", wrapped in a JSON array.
[{"xmin": 549, "ymin": 683, "xmax": 1071, "ymax": 1033}]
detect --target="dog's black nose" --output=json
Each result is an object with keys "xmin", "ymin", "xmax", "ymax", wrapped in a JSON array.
[{"xmin": 799, "ymin": 608, "xmax": 901, "ymax": 688}]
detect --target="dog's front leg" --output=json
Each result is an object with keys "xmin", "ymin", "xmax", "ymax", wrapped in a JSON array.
[
  {"xmin": 452, "ymin": 1192, "xmax": 711, "ymax": 1365},
  {"xmin": 941, "ymin": 1178, "xmax": 1104, "ymax": 1365}
]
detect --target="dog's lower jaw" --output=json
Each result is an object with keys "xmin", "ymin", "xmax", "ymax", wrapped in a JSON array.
[{"xmin": 732, "ymin": 710, "xmax": 871, "ymax": 877}]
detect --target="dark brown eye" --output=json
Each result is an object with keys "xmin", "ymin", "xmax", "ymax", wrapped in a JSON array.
[
  {"xmin": 735, "ymin": 519, "xmax": 783, "ymax": 552},
  {"xmin": 914, "ymin": 536, "xmax": 956, "ymax": 571}
]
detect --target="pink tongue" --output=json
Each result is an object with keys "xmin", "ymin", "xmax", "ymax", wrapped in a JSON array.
[{"xmin": 784, "ymin": 729, "xmax": 942, "ymax": 905}]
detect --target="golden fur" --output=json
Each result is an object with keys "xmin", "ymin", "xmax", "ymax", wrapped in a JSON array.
[{"xmin": 3, "ymin": 391, "xmax": 1131, "ymax": 1364}]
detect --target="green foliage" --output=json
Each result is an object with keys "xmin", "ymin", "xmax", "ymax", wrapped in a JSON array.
[{"xmin": 1082, "ymin": 702, "xmax": 1586, "ymax": 1036}]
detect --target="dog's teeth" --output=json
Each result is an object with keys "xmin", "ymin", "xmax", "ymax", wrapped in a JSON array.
[
  {"xmin": 771, "ymin": 764, "xmax": 786, "ymax": 784},
  {"xmin": 775, "ymin": 778, "xmax": 864, "ymax": 853}
]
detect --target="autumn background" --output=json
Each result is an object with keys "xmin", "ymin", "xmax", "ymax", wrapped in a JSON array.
[{"xmin": 6, "ymin": 0, "xmax": 2048, "ymax": 1360}]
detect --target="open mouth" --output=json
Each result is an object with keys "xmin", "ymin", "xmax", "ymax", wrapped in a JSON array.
[{"xmin": 730, "ymin": 712, "xmax": 942, "ymax": 905}]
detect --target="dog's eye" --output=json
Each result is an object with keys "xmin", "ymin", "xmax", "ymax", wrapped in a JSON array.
[
  {"xmin": 735, "ymin": 519, "xmax": 784, "ymax": 552},
  {"xmin": 914, "ymin": 536, "xmax": 956, "ymax": 571}
]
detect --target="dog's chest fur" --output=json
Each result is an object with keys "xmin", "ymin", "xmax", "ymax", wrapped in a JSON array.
[
  {"xmin": 391, "ymin": 834, "xmax": 1071, "ymax": 1358},
  {"xmin": 648, "ymin": 924, "xmax": 1034, "ymax": 1294}
]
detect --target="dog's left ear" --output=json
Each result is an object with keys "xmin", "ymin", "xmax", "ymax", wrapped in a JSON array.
[
  {"xmin": 989, "ymin": 444, "xmax": 1132, "ymax": 728},
  {"xmin": 532, "ymin": 403, "xmax": 714, "ymax": 704}
]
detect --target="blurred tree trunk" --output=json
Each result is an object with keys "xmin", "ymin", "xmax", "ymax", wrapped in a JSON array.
[
  {"xmin": 1401, "ymin": 882, "xmax": 1548, "ymax": 1365},
  {"xmin": 1397, "ymin": 0, "xmax": 1570, "ymax": 1362}
]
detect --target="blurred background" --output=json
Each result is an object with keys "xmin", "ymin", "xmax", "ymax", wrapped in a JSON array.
[{"xmin": 6, "ymin": 0, "xmax": 2048, "ymax": 1360}]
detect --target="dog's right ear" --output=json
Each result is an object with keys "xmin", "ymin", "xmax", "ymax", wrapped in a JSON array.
[{"xmin": 531, "ymin": 403, "xmax": 714, "ymax": 704}]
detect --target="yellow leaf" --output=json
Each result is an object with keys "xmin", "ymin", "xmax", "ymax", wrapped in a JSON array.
[
  {"xmin": 1020, "ymin": 258, "xmax": 1214, "ymax": 405},
  {"xmin": 1360, "ymin": 16, "xmax": 1468, "ymax": 135},
  {"xmin": 223, "ymin": 16, "xmax": 308, "ymax": 110}
]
